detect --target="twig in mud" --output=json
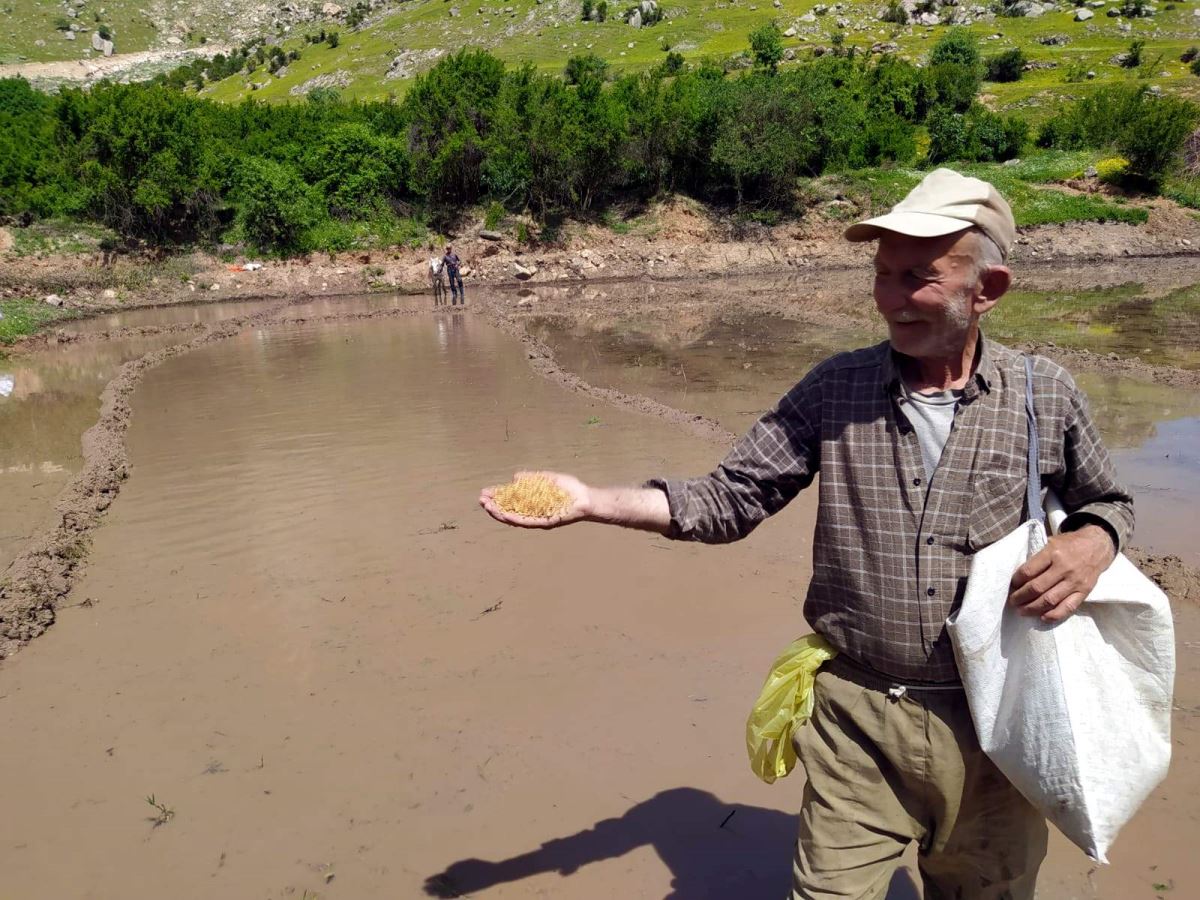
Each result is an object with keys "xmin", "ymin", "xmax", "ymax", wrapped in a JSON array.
[
  {"xmin": 472, "ymin": 599, "xmax": 503, "ymax": 620},
  {"xmin": 145, "ymin": 794, "xmax": 175, "ymax": 828},
  {"xmin": 418, "ymin": 521, "xmax": 459, "ymax": 536}
]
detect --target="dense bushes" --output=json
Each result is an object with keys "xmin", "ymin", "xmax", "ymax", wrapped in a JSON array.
[
  {"xmin": 10, "ymin": 37, "xmax": 1191, "ymax": 254},
  {"xmin": 927, "ymin": 106, "xmax": 1027, "ymax": 163},
  {"xmin": 1038, "ymin": 83, "xmax": 1198, "ymax": 188},
  {"xmin": 985, "ymin": 49, "xmax": 1025, "ymax": 83},
  {"xmin": 1, "ymin": 46, "xmax": 953, "ymax": 249}
]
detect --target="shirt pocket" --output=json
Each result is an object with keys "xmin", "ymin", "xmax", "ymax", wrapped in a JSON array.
[{"xmin": 966, "ymin": 472, "xmax": 1027, "ymax": 551}]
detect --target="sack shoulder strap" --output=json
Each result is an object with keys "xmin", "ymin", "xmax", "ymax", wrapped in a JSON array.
[{"xmin": 1024, "ymin": 356, "xmax": 1044, "ymax": 525}]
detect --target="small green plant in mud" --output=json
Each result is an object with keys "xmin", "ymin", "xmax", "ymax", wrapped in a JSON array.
[
  {"xmin": 0, "ymin": 298, "xmax": 79, "ymax": 344},
  {"xmin": 484, "ymin": 201, "xmax": 506, "ymax": 231},
  {"xmin": 586, "ymin": 415, "xmax": 602, "ymax": 425},
  {"xmin": 145, "ymin": 794, "xmax": 175, "ymax": 827}
]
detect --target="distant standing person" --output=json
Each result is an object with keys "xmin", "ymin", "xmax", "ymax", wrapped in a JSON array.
[
  {"xmin": 443, "ymin": 245, "xmax": 464, "ymax": 306},
  {"xmin": 429, "ymin": 253, "xmax": 446, "ymax": 306}
]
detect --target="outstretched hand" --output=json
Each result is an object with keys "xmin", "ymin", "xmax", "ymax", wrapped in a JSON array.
[
  {"xmin": 479, "ymin": 471, "xmax": 592, "ymax": 529},
  {"xmin": 1009, "ymin": 524, "xmax": 1115, "ymax": 623}
]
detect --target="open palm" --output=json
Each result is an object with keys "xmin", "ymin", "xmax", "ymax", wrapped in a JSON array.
[{"xmin": 479, "ymin": 471, "xmax": 591, "ymax": 529}]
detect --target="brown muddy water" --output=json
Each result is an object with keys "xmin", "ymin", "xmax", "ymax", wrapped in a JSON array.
[
  {"xmin": 526, "ymin": 299, "xmax": 1200, "ymax": 567},
  {"xmin": 0, "ymin": 276, "xmax": 1198, "ymax": 899}
]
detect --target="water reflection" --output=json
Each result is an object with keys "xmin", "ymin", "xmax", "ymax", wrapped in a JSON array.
[
  {"xmin": 530, "ymin": 310, "xmax": 1200, "ymax": 567},
  {"xmin": 0, "ymin": 333, "xmax": 183, "ymax": 570}
]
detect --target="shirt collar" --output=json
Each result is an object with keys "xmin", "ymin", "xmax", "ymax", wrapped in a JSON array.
[{"xmin": 881, "ymin": 331, "xmax": 996, "ymax": 400}]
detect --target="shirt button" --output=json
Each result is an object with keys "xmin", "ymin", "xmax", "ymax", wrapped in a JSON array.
[
  {"xmin": 926, "ymin": 536, "xmax": 935, "ymax": 545},
  {"xmin": 927, "ymin": 587, "xmax": 936, "ymax": 597},
  {"xmin": 913, "ymin": 477, "xmax": 922, "ymax": 486}
]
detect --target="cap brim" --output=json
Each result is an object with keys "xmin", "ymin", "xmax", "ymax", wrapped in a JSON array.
[{"xmin": 844, "ymin": 212, "xmax": 973, "ymax": 243}]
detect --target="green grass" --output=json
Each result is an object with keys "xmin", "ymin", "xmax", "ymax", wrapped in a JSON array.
[
  {"xmin": 195, "ymin": 0, "xmax": 1200, "ymax": 110},
  {"xmin": 0, "ymin": 296, "xmax": 78, "ymax": 344},
  {"xmin": 0, "ymin": 0, "xmax": 167, "ymax": 63},
  {"xmin": 10, "ymin": 219, "xmax": 117, "ymax": 257},
  {"xmin": 988, "ymin": 280, "xmax": 1200, "ymax": 368},
  {"xmin": 820, "ymin": 152, "xmax": 1149, "ymax": 227}
]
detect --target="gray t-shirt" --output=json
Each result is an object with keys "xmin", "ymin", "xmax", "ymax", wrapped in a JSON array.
[{"xmin": 899, "ymin": 381, "xmax": 963, "ymax": 482}]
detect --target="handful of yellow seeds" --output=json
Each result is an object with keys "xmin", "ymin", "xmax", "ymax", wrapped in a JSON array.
[{"xmin": 491, "ymin": 474, "xmax": 572, "ymax": 518}]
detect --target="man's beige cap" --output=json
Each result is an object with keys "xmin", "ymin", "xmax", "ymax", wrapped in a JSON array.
[{"xmin": 844, "ymin": 168, "xmax": 1016, "ymax": 259}]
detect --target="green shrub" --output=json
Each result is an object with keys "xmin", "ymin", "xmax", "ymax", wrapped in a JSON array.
[
  {"xmin": 749, "ymin": 23, "xmax": 785, "ymax": 74},
  {"xmin": 565, "ymin": 53, "xmax": 609, "ymax": 85},
  {"xmin": 927, "ymin": 105, "xmax": 1027, "ymax": 163},
  {"xmin": 1182, "ymin": 47, "xmax": 1199, "ymax": 64},
  {"xmin": 302, "ymin": 122, "xmax": 409, "ymax": 214},
  {"xmin": 1122, "ymin": 39, "xmax": 1145, "ymax": 69},
  {"xmin": 484, "ymin": 200, "xmax": 505, "ymax": 229},
  {"xmin": 582, "ymin": 0, "xmax": 593, "ymax": 18},
  {"xmin": 659, "ymin": 51, "xmax": 685, "ymax": 75},
  {"xmin": 596, "ymin": 0, "xmax": 608, "ymax": 21},
  {"xmin": 234, "ymin": 157, "xmax": 320, "ymax": 251},
  {"xmin": 1192, "ymin": 58, "xmax": 1200, "ymax": 77},
  {"xmin": 1117, "ymin": 96, "xmax": 1198, "ymax": 190},
  {"xmin": 930, "ymin": 28, "xmax": 981, "ymax": 70},
  {"xmin": 985, "ymin": 49, "xmax": 1025, "ymax": 83},
  {"xmin": 927, "ymin": 29, "xmax": 983, "ymax": 113},
  {"xmin": 1038, "ymin": 84, "xmax": 1198, "ymax": 190},
  {"xmin": 880, "ymin": 0, "xmax": 909, "ymax": 24}
]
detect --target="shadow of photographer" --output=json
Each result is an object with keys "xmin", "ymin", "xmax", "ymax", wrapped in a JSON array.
[{"xmin": 425, "ymin": 786, "xmax": 919, "ymax": 899}]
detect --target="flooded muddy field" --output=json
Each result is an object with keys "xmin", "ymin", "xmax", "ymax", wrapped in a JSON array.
[{"xmin": 1, "ymin": 266, "xmax": 1199, "ymax": 898}]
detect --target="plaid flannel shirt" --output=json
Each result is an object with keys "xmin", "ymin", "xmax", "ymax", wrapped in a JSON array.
[{"xmin": 649, "ymin": 336, "xmax": 1134, "ymax": 683}]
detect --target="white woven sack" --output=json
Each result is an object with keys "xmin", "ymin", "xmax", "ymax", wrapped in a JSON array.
[{"xmin": 947, "ymin": 494, "xmax": 1174, "ymax": 864}]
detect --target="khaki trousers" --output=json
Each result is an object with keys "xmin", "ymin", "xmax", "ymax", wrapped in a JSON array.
[{"xmin": 791, "ymin": 664, "xmax": 1048, "ymax": 900}]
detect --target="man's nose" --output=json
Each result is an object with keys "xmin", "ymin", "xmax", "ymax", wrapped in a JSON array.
[{"xmin": 874, "ymin": 282, "xmax": 909, "ymax": 314}]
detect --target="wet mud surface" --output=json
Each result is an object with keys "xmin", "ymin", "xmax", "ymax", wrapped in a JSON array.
[{"xmin": 0, "ymin": 271, "xmax": 1198, "ymax": 897}]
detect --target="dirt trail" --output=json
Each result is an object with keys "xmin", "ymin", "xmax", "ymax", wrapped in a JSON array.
[{"xmin": 0, "ymin": 45, "xmax": 229, "ymax": 85}]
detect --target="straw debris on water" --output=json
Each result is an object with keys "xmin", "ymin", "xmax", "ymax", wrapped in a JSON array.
[{"xmin": 492, "ymin": 475, "xmax": 572, "ymax": 518}]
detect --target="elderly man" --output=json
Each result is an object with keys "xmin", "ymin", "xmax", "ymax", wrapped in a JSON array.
[{"xmin": 479, "ymin": 169, "xmax": 1132, "ymax": 898}]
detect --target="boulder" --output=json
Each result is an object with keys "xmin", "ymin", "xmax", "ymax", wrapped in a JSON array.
[
  {"xmin": 322, "ymin": 2, "xmax": 344, "ymax": 14},
  {"xmin": 628, "ymin": 8, "xmax": 642, "ymax": 26},
  {"xmin": 43, "ymin": 294, "xmax": 64, "ymax": 307},
  {"xmin": 1011, "ymin": 0, "xmax": 1043, "ymax": 15},
  {"xmin": 799, "ymin": 12, "xmax": 816, "ymax": 21},
  {"xmin": 514, "ymin": 262, "xmax": 537, "ymax": 279},
  {"xmin": 784, "ymin": 47, "xmax": 796, "ymax": 59},
  {"xmin": 1074, "ymin": 7, "xmax": 1093, "ymax": 18},
  {"xmin": 65, "ymin": 31, "xmax": 76, "ymax": 40},
  {"xmin": 784, "ymin": 25, "xmax": 797, "ymax": 36},
  {"xmin": 479, "ymin": 229, "xmax": 504, "ymax": 241},
  {"xmin": 1037, "ymin": 33, "xmax": 1071, "ymax": 44},
  {"xmin": 918, "ymin": 11, "xmax": 940, "ymax": 24}
]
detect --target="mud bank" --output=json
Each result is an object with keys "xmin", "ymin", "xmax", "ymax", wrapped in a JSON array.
[{"xmin": 5, "ymin": 196, "xmax": 1200, "ymax": 327}]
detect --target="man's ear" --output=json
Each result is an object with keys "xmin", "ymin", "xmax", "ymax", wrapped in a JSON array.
[{"xmin": 974, "ymin": 265, "xmax": 1011, "ymax": 315}]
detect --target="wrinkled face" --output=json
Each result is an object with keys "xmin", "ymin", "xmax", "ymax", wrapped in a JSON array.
[{"xmin": 873, "ymin": 230, "xmax": 983, "ymax": 361}]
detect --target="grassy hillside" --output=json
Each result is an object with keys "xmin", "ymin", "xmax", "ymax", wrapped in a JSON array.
[{"xmin": 195, "ymin": 0, "xmax": 1200, "ymax": 114}]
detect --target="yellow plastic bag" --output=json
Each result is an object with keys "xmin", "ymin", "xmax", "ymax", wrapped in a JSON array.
[{"xmin": 746, "ymin": 634, "xmax": 837, "ymax": 784}]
